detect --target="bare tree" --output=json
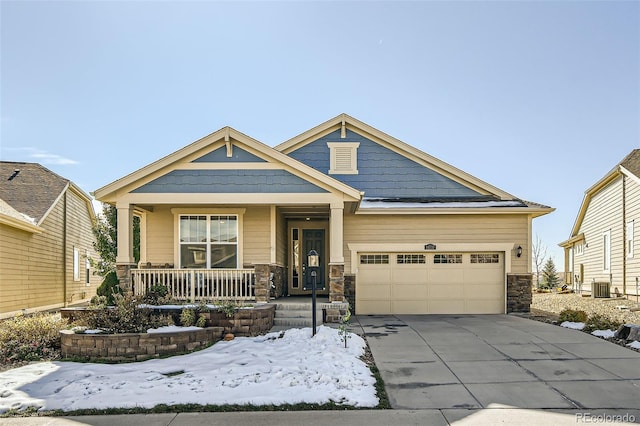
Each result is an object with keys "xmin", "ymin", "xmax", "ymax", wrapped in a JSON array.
[{"xmin": 532, "ymin": 234, "xmax": 547, "ymax": 287}]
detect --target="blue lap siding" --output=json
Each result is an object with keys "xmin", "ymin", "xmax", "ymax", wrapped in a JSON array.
[
  {"xmin": 132, "ymin": 169, "xmax": 329, "ymax": 193},
  {"xmin": 287, "ymin": 130, "xmax": 481, "ymax": 198}
]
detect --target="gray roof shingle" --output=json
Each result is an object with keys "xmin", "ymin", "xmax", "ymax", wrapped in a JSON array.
[
  {"xmin": 620, "ymin": 149, "xmax": 640, "ymax": 178},
  {"xmin": 0, "ymin": 161, "xmax": 70, "ymax": 223}
]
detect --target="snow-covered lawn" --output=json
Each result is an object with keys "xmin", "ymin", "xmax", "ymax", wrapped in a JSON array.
[{"xmin": 0, "ymin": 326, "xmax": 378, "ymax": 413}]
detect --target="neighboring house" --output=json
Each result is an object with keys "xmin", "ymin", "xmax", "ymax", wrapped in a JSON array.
[
  {"xmin": 0, "ymin": 162, "xmax": 101, "ymax": 318},
  {"xmin": 94, "ymin": 114, "xmax": 553, "ymax": 315},
  {"xmin": 560, "ymin": 150, "xmax": 640, "ymax": 297}
]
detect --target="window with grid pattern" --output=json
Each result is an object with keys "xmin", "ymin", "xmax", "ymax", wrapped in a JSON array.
[
  {"xmin": 360, "ymin": 254, "xmax": 389, "ymax": 264},
  {"xmin": 434, "ymin": 254, "xmax": 462, "ymax": 264},
  {"xmin": 470, "ymin": 254, "xmax": 500, "ymax": 264},
  {"xmin": 397, "ymin": 254, "xmax": 426, "ymax": 264}
]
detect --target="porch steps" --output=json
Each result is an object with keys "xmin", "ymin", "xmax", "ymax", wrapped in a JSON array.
[{"xmin": 272, "ymin": 302, "xmax": 323, "ymax": 329}]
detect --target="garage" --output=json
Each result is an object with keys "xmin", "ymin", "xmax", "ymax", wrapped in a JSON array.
[{"xmin": 356, "ymin": 252, "xmax": 505, "ymax": 314}]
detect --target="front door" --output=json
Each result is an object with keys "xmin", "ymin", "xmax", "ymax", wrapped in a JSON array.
[
  {"xmin": 288, "ymin": 224, "xmax": 328, "ymax": 295},
  {"xmin": 303, "ymin": 229, "xmax": 325, "ymax": 291}
]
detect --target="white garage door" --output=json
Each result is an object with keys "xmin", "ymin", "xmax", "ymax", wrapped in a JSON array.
[{"xmin": 356, "ymin": 252, "xmax": 505, "ymax": 314}]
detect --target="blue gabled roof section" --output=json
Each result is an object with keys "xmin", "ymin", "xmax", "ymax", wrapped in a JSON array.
[
  {"xmin": 132, "ymin": 169, "xmax": 329, "ymax": 193},
  {"xmin": 287, "ymin": 129, "xmax": 481, "ymax": 198},
  {"xmin": 192, "ymin": 146, "xmax": 266, "ymax": 163}
]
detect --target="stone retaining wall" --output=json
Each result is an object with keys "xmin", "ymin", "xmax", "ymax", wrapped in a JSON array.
[
  {"xmin": 60, "ymin": 326, "xmax": 225, "ymax": 362},
  {"xmin": 61, "ymin": 304, "xmax": 275, "ymax": 337}
]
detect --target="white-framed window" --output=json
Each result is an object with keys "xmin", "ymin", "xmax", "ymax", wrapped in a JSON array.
[
  {"xmin": 179, "ymin": 215, "xmax": 238, "ymax": 268},
  {"xmin": 603, "ymin": 230, "xmax": 611, "ymax": 272},
  {"xmin": 327, "ymin": 142, "xmax": 359, "ymax": 175},
  {"xmin": 360, "ymin": 254, "xmax": 389, "ymax": 264},
  {"xmin": 434, "ymin": 254, "xmax": 463, "ymax": 264},
  {"xmin": 574, "ymin": 242, "xmax": 584, "ymax": 256},
  {"xmin": 73, "ymin": 247, "xmax": 80, "ymax": 281},
  {"xmin": 470, "ymin": 253, "xmax": 500, "ymax": 264},
  {"xmin": 397, "ymin": 254, "xmax": 426, "ymax": 264},
  {"xmin": 627, "ymin": 220, "xmax": 634, "ymax": 258}
]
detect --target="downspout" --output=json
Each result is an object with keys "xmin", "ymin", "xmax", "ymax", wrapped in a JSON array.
[
  {"xmin": 63, "ymin": 190, "xmax": 68, "ymax": 307},
  {"xmin": 622, "ymin": 173, "xmax": 627, "ymax": 295}
]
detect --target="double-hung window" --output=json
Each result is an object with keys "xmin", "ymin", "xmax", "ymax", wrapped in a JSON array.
[{"xmin": 179, "ymin": 215, "xmax": 238, "ymax": 268}]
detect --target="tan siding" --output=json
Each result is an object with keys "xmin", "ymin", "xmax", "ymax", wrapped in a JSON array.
[
  {"xmin": 144, "ymin": 206, "xmax": 271, "ymax": 267},
  {"xmin": 0, "ymin": 189, "xmax": 98, "ymax": 316},
  {"xmin": 64, "ymin": 190, "xmax": 101, "ymax": 303},
  {"xmin": 275, "ymin": 208, "xmax": 287, "ymax": 266},
  {"xmin": 145, "ymin": 206, "xmax": 175, "ymax": 264},
  {"xmin": 243, "ymin": 207, "xmax": 270, "ymax": 266},
  {"xmin": 575, "ymin": 177, "xmax": 624, "ymax": 293},
  {"xmin": 625, "ymin": 176, "xmax": 640, "ymax": 295},
  {"xmin": 344, "ymin": 213, "xmax": 529, "ymax": 273}
]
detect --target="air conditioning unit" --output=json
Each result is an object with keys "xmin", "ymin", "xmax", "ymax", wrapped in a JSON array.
[{"xmin": 592, "ymin": 282, "xmax": 610, "ymax": 298}]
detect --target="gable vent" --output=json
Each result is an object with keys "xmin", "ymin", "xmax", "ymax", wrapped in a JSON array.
[
  {"xmin": 334, "ymin": 147, "xmax": 353, "ymax": 171},
  {"xmin": 328, "ymin": 142, "xmax": 359, "ymax": 175}
]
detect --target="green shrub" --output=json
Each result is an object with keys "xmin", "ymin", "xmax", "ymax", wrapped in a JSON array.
[
  {"xmin": 180, "ymin": 309, "xmax": 196, "ymax": 327},
  {"xmin": 95, "ymin": 271, "xmax": 122, "ymax": 306},
  {"xmin": 558, "ymin": 308, "xmax": 588, "ymax": 323},
  {"xmin": 84, "ymin": 293, "xmax": 168, "ymax": 334},
  {"xmin": 196, "ymin": 314, "xmax": 207, "ymax": 328},
  {"xmin": 584, "ymin": 314, "xmax": 622, "ymax": 332},
  {"xmin": 142, "ymin": 285, "xmax": 170, "ymax": 305},
  {"xmin": 0, "ymin": 313, "xmax": 67, "ymax": 365}
]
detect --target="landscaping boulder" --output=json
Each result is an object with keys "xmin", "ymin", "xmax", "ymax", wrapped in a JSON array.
[{"xmin": 614, "ymin": 324, "xmax": 640, "ymax": 341}]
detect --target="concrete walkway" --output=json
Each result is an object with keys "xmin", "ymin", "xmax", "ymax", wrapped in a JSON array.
[{"xmin": 4, "ymin": 314, "xmax": 640, "ymax": 425}]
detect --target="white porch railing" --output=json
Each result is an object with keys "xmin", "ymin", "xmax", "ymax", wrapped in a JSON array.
[{"xmin": 131, "ymin": 268, "xmax": 255, "ymax": 302}]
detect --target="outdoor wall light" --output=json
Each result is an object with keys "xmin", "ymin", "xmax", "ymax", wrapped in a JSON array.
[
  {"xmin": 516, "ymin": 245, "xmax": 523, "ymax": 258},
  {"xmin": 307, "ymin": 249, "xmax": 319, "ymax": 268}
]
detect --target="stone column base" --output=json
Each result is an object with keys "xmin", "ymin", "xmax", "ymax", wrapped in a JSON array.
[
  {"xmin": 329, "ymin": 263, "xmax": 345, "ymax": 303},
  {"xmin": 116, "ymin": 263, "xmax": 137, "ymax": 294},
  {"xmin": 507, "ymin": 273, "xmax": 533, "ymax": 313}
]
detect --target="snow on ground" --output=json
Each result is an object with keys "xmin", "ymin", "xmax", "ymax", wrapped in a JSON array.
[
  {"xmin": 591, "ymin": 329, "xmax": 616, "ymax": 339},
  {"xmin": 628, "ymin": 341, "xmax": 640, "ymax": 350},
  {"xmin": 146, "ymin": 325, "xmax": 202, "ymax": 334},
  {"xmin": 0, "ymin": 326, "xmax": 377, "ymax": 413},
  {"xmin": 560, "ymin": 321, "xmax": 585, "ymax": 330}
]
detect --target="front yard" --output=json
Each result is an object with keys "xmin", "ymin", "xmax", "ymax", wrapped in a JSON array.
[{"xmin": 531, "ymin": 292, "xmax": 640, "ymax": 324}]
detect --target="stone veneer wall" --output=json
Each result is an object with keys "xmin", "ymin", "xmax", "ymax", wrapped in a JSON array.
[
  {"xmin": 206, "ymin": 304, "xmax": 275, "ymax": 336},
  {"xmin": 507, "ymin": 273, "xmax": 533, "ymax": 313},
  {"xmin": 329, "ymin": 264, "xmax": 345, "ymax": 303},
  {"xmin": 323, "ymin": 302, "xmax": 350, "ymax": 323},
  {"xmin": 60, "ymin": 327, "xmax": 224, "ymax": 362},
  {"xmin": 269, "ymin": 265, "xmax": 286, "ymax": 299},
  {"xmin": 344, "ymin": 274, "xmax": 356, "ymax": 314}
]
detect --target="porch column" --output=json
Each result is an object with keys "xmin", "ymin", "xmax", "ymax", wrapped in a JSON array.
[
  {"xmin": 116, "ymin": 203, "xmax": 135, "ymax": 264},
  {"xmin": 329, "ymin": 203, "xmax": 344, "ymax": 264},
  {"xmin": 116, "ymin": 202, "xmax": 136, "ymax": 292},
  {"xmin": 329, "ymin": 202, "xmax": 345, "ymax": 302}
]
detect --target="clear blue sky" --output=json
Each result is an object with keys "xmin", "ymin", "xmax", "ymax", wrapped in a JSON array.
[{"xmin": 2, "ymin": 1, "xmax": 639, "ymax": 268}]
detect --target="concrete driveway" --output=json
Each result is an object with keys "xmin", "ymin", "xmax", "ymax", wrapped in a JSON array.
[{"xmin": 354, "ymin": 314, "xmax": 640, "ymax": 419}]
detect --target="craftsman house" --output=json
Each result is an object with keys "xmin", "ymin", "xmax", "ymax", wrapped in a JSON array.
[
  {"xmin": 0, "ymin": 162, "xmax": 101, "ymax": 318},
  {"xmin": 560, "ymin": 150, "xmax": 640, "ymax": 297},
  {"xmin": 94, "ymin": 114, "xmax": 553, "ymax": 314}
]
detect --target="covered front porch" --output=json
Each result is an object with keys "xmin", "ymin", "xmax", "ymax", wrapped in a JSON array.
[{"xmin": 115, "ymin": 202, "xmax": 351, "ymax": 304}]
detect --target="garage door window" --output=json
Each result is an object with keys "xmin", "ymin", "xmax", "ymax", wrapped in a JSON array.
[
  {"xmin": 397, "ymin": 254, "xmax": 425, "ymax": 264},
  {"xmin": 434, "ymin": 254, "xmax": 462, "ymax": 264},
  {"xmin": 360, "ymin": 254, "xmax": 389, "ymax": 264},
  {"xmin": 471, "ymin": 254, "xmax": 500, "ymax": 264}
]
